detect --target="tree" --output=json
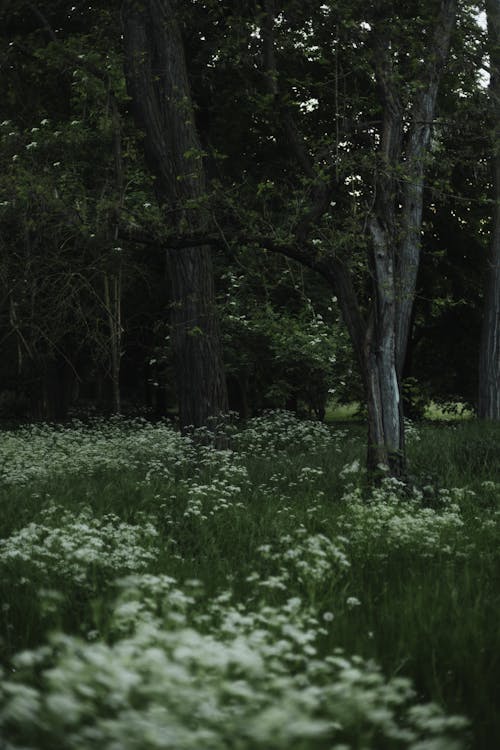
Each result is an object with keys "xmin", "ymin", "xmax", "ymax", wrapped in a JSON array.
[
  {"xmin": 121, "ymin": 0, "xmax": 228, "ymax": 432},
  {"xmin": 262, "ymin": 0, "xmax": 457, "ymax": 475},
  {"xmin": 479, "ymin": 0, "xmax": 500, "ymax": 419},
  {"xmin": 2, "ymin": 0, "xmax": 487, "ymax": 469},
  {"xmin": 154, "ymin": 0, "xmax": 457, "ymax": 476}
]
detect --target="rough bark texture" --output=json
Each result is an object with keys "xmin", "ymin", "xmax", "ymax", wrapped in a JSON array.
[
  {"xmin": 121, "ymin": 0, "xmax": 228, "ymax": 430},
  {"xmin": 365, "ymin": 219, "xmax": 405, "ymax": 476},
  {"xmin": 479, "ymin": 0, "xmax": 500, "ymax": 419}
]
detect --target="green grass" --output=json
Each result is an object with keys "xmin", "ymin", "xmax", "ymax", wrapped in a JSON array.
[
  {"xmin": 409, "ymin": 420, "xmax": 500, "ymax": 488},
  {"xmin": 424, "ymin": 401, "xmax": 475, "ymax": 422},
  {"xmin": 0, "ymin": 413, "xmax": 498, "ymax": 749},
  {"xmin": 325, "ymin": 400, "xmax": 362, "ymax": 421}
]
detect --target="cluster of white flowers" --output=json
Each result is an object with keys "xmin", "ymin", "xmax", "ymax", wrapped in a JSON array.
[
  {"xmin": 0, "ymin": 412, "xmax": 347, "ymax": 489},
  {"xmin": 257, "ymin": 526, "xmax": 350, "ymax": 592},
  {"xmin": 338, "ymin": 478, "xmax": 466, "ymax": 559},
  {"xmin": 234, "ymin": 410, "xmax": 346, "ymax": 457},
  {"xmin": 0, "ymin": 419, "xmax": 188, "ymax": 485},
  {"xmin": 0, "ymin": 411, "xmax": 491, "ymax": 749},
  {"xmin": 0, "ymin": 506, "xmax": 159, "ymax": 589},
  {"xmin": 181, "ymin": 466, "xmax": 250, "ymax": 519},
  {"xmin": 0, "ymin": 576, "xmax": 468, "ymax": 750}
]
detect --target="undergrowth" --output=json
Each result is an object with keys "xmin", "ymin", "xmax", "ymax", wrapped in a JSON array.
[{"xmin": 0, "ymin": 412, "xmax": 498, "ymax": 749}]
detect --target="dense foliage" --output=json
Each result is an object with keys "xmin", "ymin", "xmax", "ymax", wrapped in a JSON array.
[{"xmin": 0, "ymin": 1, "xmax": 494, "ymax": 422}]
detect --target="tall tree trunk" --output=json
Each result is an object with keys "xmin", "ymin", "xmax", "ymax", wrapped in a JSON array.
[
  {"xmin": 365, "ymin": 27, "xmax": 406, "ymax": 477},
  {"xmin": 256, "ymin": 0, "xmax": 455, "ymax": 478},
  {"xmin": 364, "ymin": 341, "xmax": 405, "ymax": 476},
  {"xmin": 365, "ymin": 218, "xmax": 405, "ymax": 476},
  {"xmin": 479, "ymin": 0, "xmax": 500, "ymax": 419},
  {"xmin": 167, "ymin": 246, "xmax": 228, "ymax": 428},
  {"xmin": 362, "ymin": 0, "xmax": 455, "ymax": 477},
  {"xmin": 121, "ymin": 0, "xmax": 228, "ymax": 431}
]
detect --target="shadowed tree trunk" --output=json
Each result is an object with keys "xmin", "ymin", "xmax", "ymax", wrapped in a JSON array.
[
  {"xmin": 121, "ymin": 0, "xmax": 228, "ymax": 430},
  {"xmin": 479, "ymin": 0, "xmax": 500, "ymax": 419}
]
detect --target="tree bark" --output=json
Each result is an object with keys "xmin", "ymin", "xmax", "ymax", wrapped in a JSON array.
[
  {"xmin": 121, "ymin": 0, "xmax": 228, "ymax": 430},
  {"xmin": 365, "ymin": 218, "xmax": 405, "ymax": 475},
  {"xmin": 364, "ymin": 341, "xmax": 405, "ymax": 476},
  {"xmin": 479, "ymin": 0, "xmax": 500, "ymax": 419},
  {"xmin": 365, "ymin": 30, "xmax": 406, "ymax": 476}
]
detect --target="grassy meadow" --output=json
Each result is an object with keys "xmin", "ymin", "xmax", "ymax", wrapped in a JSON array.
[{"xmin": 0, "ymin": 412, "xmax": 499, "ymax": 749}]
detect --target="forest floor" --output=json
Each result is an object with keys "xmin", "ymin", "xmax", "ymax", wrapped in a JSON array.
[{"xmin": 0, "ymin": 412, "xmax": 499, "ymax": 749}]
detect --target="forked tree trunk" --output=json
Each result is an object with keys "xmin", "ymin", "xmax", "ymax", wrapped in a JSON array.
[
  {"xmin": 360, "ymin": 0, "xmax": 455, "ymax": 478},
  {"xmin": 479, "ymin": 0, "xmax": 500, "ymax": 419},
  {"xmin": 122, "ymin": 0, "xmax": 228, "ymax": 431},
  {"xmin": 255, "ymin": 0, "xmax": 455, "ymax": 479}
]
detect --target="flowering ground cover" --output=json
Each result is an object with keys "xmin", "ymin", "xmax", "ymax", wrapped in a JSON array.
[{"xmin": 0, "ymin": 412, "xmax": 499, "ymax": 749}]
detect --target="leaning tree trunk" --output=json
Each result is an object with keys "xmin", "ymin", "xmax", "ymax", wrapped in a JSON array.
[
  {"xmin": 121, "ymin": 0, "xmax": 228, "ymax": 430},
  {"xmin": 479, "ymin": 0, "xmax": 500, "ymax": 419}
]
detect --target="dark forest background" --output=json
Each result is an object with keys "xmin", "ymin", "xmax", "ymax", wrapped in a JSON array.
[{"xmin": 0, "ymin": 0, "xmax": 497, "ymax": 446}]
